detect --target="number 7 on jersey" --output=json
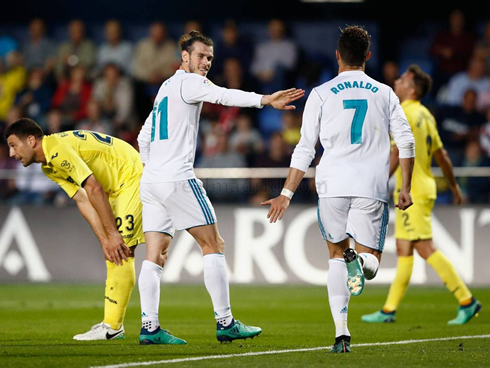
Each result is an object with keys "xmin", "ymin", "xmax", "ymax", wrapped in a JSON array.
[{"xmin": 343, "ymin": 99, "xmax": 367, "ymax": 144}]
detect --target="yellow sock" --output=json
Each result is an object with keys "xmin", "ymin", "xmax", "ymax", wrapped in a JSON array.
[
  {"xmin": 427, "ymin": 250, "xmax": 472, "ymax": 305},
  {"xmin": 383, "ymin": 256, "xmax": 414, "ymax": 313},
  {"xmin": 103, "ymin": 258, "xmax": 136, "ymax": 330}
]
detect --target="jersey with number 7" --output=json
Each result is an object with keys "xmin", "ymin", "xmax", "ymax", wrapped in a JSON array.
[{"xmin": 290, "ymin": 70, "xmax": 415, "ymax": 203}]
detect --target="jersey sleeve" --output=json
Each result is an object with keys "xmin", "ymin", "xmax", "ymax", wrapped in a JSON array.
[
  {"xmin": 181, "ymin": 74, "xmax": 263, "ymax": 108},
  {"xmin": 388, "ymin": 89, "xmax": 415, "ymax": 158},
  {"xmin": 290, "ymin": 88, "xmax": 322, "ymax": 172},
  {"xmin": 42, "ymin": 167, "xmax": 80, "ymax": 198},
  {"xmin": 49, "ymin": 144, "xmax": 93, "ymax": 190},
  {"xmin": 137, "ymin": 111, "xmax": 153, "ymax": 164}
]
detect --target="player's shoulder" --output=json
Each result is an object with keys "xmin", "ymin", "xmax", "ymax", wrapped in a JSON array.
[{"xmin": 182, "ymin": 71, "xmax": 214, "ymax": 87}]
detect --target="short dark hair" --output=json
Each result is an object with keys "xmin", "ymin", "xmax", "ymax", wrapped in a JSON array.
[
  {"xmin": 5, "ymin": 118, "xmax": 44, "ymax": 140},
  {"xmin": 178, "ymin": 30, "xmax": 213, "ymax": 54},
  {"xmin": 338, "ymin": 25, "xmax": 371, "ymax": 66},
  {"xmin": 407, "ymin": 64, "xmax": 432, "ymax": 100}
]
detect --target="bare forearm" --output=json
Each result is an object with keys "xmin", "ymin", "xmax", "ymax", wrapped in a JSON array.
[
  {"xmin": 399, "ymin": 157, "xmax": 414, "ymax": 191},
  {"xmin": 74, "ymin": 189, "xmax": 107, "ymax": 243},
  {"xmin": 435, "ymin": 148, "xmax": 458, "ymax": 188},
  {"xmin": 84, "ymin": 185, "xmax": 119, "ymax": 236},
  {"xmin": 283, "ymin": 167, "xmax": 307, "ymax": 193},
  {"xmin": 389, "ymin": 146, "xmax": 400, "ymax": 177}
]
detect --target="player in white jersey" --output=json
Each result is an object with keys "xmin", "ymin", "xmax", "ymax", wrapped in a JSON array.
[
  {"xmin": 137, "ymin": 30, "xmax": 305, "ymax": 345},
  {"xmin": 262, "ymin": 26, "xmax": 415, "ymax": 353}
]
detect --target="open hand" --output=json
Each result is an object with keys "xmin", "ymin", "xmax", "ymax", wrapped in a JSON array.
[
  {"xmin": 261, "ymin": 195, "xmax": 291, "ymax": 223},
  {"xmin": 262, "ymin": 88, "xmax": 305, "ymax": 110}
]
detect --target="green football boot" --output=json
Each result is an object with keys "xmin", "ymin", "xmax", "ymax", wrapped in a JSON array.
[
  {"xmin": 139, "ymin": 327, "xmax": 187, "ymax": 345},
  {"xmin": 330, "ymin": 335, "xmax": 351, "ymax": 353},
  {"xmin": 343, "ymin": 248, "xmax": 365, "ymax": 296},
  {"xmin": 448, "ymin": 299, "xmax": 482, "ymax": 325},
  {"xmin": 362, "ymin": 310, "xmax": 396, "ymax": 323},
  {"xmin": 216, "ymin": 319, "xmax": 262, "ymax": 342}
]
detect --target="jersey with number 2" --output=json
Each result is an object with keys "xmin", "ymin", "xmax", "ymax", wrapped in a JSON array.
[{"xmin": 290, "ymin": 70, "xmax": 414, "ymax": 203}]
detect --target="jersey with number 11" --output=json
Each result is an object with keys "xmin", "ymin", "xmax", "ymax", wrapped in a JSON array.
[
  {"xmin": 138, "ymin": 69, "xmax": 263, "ymax": 184},
  {"xmin": 290, "ymin": 70, "xmax": 415, "ymax": 203}
]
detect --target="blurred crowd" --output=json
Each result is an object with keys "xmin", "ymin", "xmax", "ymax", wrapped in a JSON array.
[{"xmin": 0, "ymin": 11, "xmax": 489, "ymax": 205}]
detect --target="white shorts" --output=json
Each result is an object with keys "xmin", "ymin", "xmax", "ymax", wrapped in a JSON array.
[
  {"xmin": 140, "ymin": 179, "xmax": 217, "ymax": 237},
  {"xmin": 317, "ymin": 197, "xmax": 389, "ymax": 252}
]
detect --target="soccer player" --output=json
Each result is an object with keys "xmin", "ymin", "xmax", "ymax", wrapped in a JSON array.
[
  {"xmin": 6, "ymin": 118, "xmax": 144, "ymax": 340},
  {"xmin": 262, "ymin": 25, "xmax": 415, "ymax": 353},
  {"xmin": 362, "ymin": 65, "xmax": 482, "ymax": 325},
  {"xmin": 136, "ymin": 30, "xmax": 304, "ymax": 345}
]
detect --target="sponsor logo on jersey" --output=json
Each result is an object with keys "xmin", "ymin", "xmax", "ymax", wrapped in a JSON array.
[
  {"xmin": 51, "ymin": 152, "xmax": 58, "ymax": 160},
  {"xmin": 203, "ymin": 78, "xmax": 213, "ymax": 86}
]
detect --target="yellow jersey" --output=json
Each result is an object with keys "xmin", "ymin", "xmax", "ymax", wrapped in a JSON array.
[
  {"xmin": 394, "ymin": 100, "xmax": 443, "ymax": 200},
  {"xmin": 41, "ymin": 131, "xmax": 143, "ymax": 198}
]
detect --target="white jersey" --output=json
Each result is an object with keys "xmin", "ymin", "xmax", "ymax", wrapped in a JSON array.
[
  {"xmin": 138, "ymin": 70, "xmax": 263, "ymax": 183},
  {"xmin": 291, "ymin": 70, "xmax": 415, "ymax": 203}
]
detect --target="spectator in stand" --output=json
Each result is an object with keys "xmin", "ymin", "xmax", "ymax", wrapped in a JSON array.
[
  {"xmin": 437, "ymin": 89, "xmax": 486, "ymax": 164},
  {"xmin": 251, "ymin": 131, "xmax": 291, "ymax": 198},
  {"xmin": 381, "ymin": 60, "xmax": 399, "ymax": 89},
  {"xmin": 96, "ymin": 20, "xmax": 133, "ymax": 77},
  {"xmin": 206, "ymin": 58, "xmax": 256, "ymax": 133},
  {"xmin": 211, "ymin": 20, "xmax": 253, "ymax": 81},
  {"xmin": 479, "ymin": 108, "xmax": 490, "ymax": 158},
  {"xmin": 442, "ymin": 56, "xmax": 489, "ymax": 107},
  {"xmin": 0, "ymin": 32, "xmax": 18, "ymax": 60},
  {"xmin": 22, "ymin": 18, "xmax": 56, "ymax": 73},
  {"xmin": 15, "ymin": 67, "xmax": 52, "ymax": 122},
  {"xmin": 281, "ymin": 110, "xmax": 301, "ymax": 151},
  {"xmin": 44, "ymin": 108, "xmax": 67, "ymax": 134},
  {"xmin": 92, "ymin": 63, "xmax": 133, "ymax": 129},
  {"xmin": 430, "ymin": 9, "xmax": 476, "ymax": 96},
  {"xmin": 475, "ymin": 20, "xmax": 490, "ymax": 73},
  {"xmin": 229, "ymin": 113, "xmax": 264, "ymax": 166},
  {"xmin": 184, "ymin": 20, "xmax": 203, "ymax": 34},
  {"xmin": 56, "ymin": 19, "xmax": 96, "ymax": 80},
  {"xmin": 0, "ymin": 52, "xmax": 26, "ymax": 122},
  {"xmin": 51, "ymin": 65, "xmax": 92, "ymax": 125},
  {"xmin": 0, "ymin": 144, "xmax": 17, "ymax": 203},
  {"xmin": 197, "ymin": 130, "xmax": 248, "ymax": 202},
  {"xmin": 76, "ymin": 100, "xmax": 113, "ymax": 135},
  {"xmin": 132, "ymin": 22, "xmax": 179, "ymax": 121},
  {"xmin": 458, "ymin": 140, "xmax": 490, "ymax": 204},
  {"xmin": 251, "ymin": 19, "xmax": 298, "ymax": 93}
]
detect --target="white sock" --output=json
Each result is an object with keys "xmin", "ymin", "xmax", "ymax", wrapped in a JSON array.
[
  {"xmin": 139, "ymin": 260, "xmax": 163, "ymax": 332},
  {"xmin": 328, "ymin": 258, "xmax": 350, "ymax": 338},
  {"xmin": 358, "ymin": 253, "xmax": 379, "ymax": 280},
  {"xmin": 203, "ymin": 253, "xmax": 233, "ymax": 327}
]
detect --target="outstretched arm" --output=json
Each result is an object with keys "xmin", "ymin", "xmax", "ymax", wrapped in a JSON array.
[
  {"xmin": 434, "ymin": 147, "xmax": 463, "ymax": 204},
  {"xmin": 260, "ymin": 88, "xmax": 305, "ymax": 110}
]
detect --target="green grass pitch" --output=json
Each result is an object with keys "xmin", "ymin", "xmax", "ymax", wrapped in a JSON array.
[{"xmin": 0, "ymin": 284, "xmax": 489, "ymax": 367}]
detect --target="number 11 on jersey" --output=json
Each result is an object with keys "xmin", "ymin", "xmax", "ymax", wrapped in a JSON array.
[
  {"xmin": 343, "ymin": 99, "xmax": 367, "ymax": 144},
  {"xmin": 151, "ymin": 97, "xmax": 169, "ymax": 142}
]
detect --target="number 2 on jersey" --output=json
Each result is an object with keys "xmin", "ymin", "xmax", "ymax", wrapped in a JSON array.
[
  {"xmin": 151, "ymin": 97, "xmax": 168, "ymax": 142},
  {"xmin": 343, "ymin": 99, "xmax": 367, "ymax": 144}
]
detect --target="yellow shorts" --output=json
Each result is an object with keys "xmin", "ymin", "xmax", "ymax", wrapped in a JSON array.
[
  {"xmin": 110, "ymin": 179, "xmax": 145, "ymax": 247},
  {"xmin": 394, "ymin": 196, "xmax": 435, "ymax": 241}
]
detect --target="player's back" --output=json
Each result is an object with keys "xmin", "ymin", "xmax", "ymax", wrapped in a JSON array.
[
  {"xmin": 315, "ymin": 70, "xmax": 400, "ymax": 202},
  {"xmin": 142, "ymin": 70, "xmax": 202, "ymax": 184},
  {"xmin": 394, "ymin": 100, "xmax": 442, "ymax": 200},
  {"xmin": 43, "ymin": 131, "xmax": 142, "ymax": 195}
]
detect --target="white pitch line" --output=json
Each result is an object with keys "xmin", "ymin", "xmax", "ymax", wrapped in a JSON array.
[{"xmin": 90, "ymin": 334, "xmax": 490, "ymax": 368}]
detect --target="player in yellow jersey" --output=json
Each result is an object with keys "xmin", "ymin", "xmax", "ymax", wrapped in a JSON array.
[
  {"xmin": 362, "ymin": 65, "xmax": 481, "ymax": 325},
  {"xmin": 6, "ymin": 118, "xmax": 145, "ymax": 340}
]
